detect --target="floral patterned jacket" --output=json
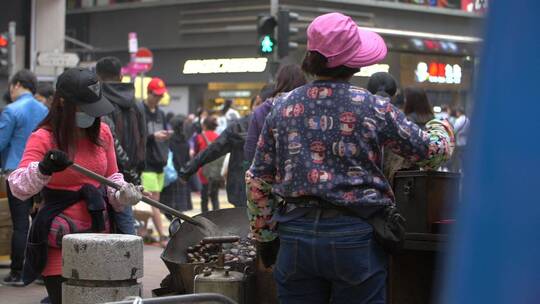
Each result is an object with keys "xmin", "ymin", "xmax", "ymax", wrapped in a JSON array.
[{"xmin": 246, "ymin": 81, "xmax": 454, "ymax": 242}]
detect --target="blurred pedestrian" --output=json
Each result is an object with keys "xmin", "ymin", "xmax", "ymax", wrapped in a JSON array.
[
  {"xmin": 403, "ymin": 87, "xmax": 435, "ymax": 128},
  {"xmin": 96, "ymin": 56, "xmax": 147, "ymax": 235},
  {"xmin": 246, "ymin": 13, "xmax": 453, "ymax": 304},
  {"xmin": 367, "ymin": 71, "xmax": 397, "ymax": 98},
  {"xmin": 194, "ymin": 115, "xmax": 221, "ymax": 212},
  {"xmin": 436, "ymin": 104, "xmax": 452, "ymax": 122},
  {"xmin": 161, "ymin": 114, "xmax": 192, "ymax": 217},
  {"xmin": 217, "ymin": 99, "xmax": 240, "ymax": 134},
  {"xmin": 140, "ymin": 77, "xmax": 171, "ymax": 245},
  {"xmin": 450, "ymin": 106, "xmax": 469, "ymax": 173},
  {"xmin": 244, "ymin": 64, "xmax": 306, "ymax": 163},
  {"xmin": 367, "ymin": 72, "xmax": 404, "ymax": 183},
  {"xmin": 35, "ymin": 83, "xmax": 55, "ymax": 108},
  {"xmin": 7, "ymin": 68, "xmax": 141, "ymax": 304},
  {"xmin": 0, "ymin": 69, "xmax": 48, "ymax": 286},
  {"xmin": 180, "ymin": 95, "xmax": 261, "ymax": 208}
]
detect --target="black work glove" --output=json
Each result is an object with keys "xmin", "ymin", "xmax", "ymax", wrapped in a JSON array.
[
  {"xmin": 38, "ymin": 150, "xmax": 73, "ymax": 176},
  {"xmin": 177, "ymin": 167, "xmax": 190, "ymax": 182},
  {"xmin": 257, "ymin": 238, "xmax": 280, "ymax": 268}
]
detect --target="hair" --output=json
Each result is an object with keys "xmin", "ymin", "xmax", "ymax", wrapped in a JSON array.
[
  {"xmin": 403, "ymin": 87, "xmax": 434, "ymax": 124},
  {"xmin": 169, "ymin": 114, "xmax": 187, "ymax": 140},
  {"xmin": 203, "ymin": 115, "xmax": 218, "ymax": 131},
  {"xmin": 165, "ymin": 112, "xmax": 175, "ymax": 124},
  {"xmin": 38, "ymin": 93, "xmax": 102, "ymax": 156},
  {"xmin": 10, "ymin": 69, "xmax": 38, "ymax": 94},
  {"xmin": 367, "ymin": 72, "xmax": 397, "ymax": 97},
  {"xmin": 393, "ymin": 92, "xmax": 405, "ymax": 109},
  {"xmin": 455, "ymin": 106, "xmax": 466, "ymax": 115},
  {"xmin": 222, "ymin": 99, "xmax": 233, "ymax": 115},
  {"xmin": 3, "ymin": 91, "xmax": 12, "ymax": 104},
  {"xmin": 271, "ymin": 64, "xmax": 307, "ymax": 97},
  {"xmin": 259, "ymin": 83, "xmax": 275, "ymax": 102},
  {"xmin": 302, "ymin": 51, "xmax": 359, "ymax": 80},
  {"xmin": 96, "ymin": 56, "xmax": 122, "ymax": 81},
  {"xmin": 36, "ymin": 82, "xmax": 55, "ymax": 99}
]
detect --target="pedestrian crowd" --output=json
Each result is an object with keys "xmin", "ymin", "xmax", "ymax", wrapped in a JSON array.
[{"xmin": 0, "ymin": 11, "xmax": 469, "ymax": 304}]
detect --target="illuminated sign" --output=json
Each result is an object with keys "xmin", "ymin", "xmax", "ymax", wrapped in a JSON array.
[
  {"xmin": 218, "ymin": 91, "xmax": 251, "ymax": 98},
  {"xmin": 182, "ymin": 58, "xmax": 268, "ymax": 74},
  {"xmin": 354, "ymin": 64, "xmax": 390, "ymax": 77},
  {"xmin": 415, "ymin": 61, "xmax": 462, "ymax": 84}
]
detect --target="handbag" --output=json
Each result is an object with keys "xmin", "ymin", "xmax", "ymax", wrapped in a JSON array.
[
  {"xmin": 163, "ymin": 150, "xmax": 178, "ymax": 188},
  {"xmin": 199, "ymin": 133, "xmax": 225, "ymax": 182},
  {"xmin": 366, "ymin": 205, "xmax": 406, "ymax": 254}
]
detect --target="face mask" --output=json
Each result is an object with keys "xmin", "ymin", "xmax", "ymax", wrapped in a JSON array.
[{"xmin": 75, "ymin": 112, "xmax": 96, "ymax": 129}]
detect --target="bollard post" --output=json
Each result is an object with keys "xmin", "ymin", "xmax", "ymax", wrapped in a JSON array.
[{"xmin": 62, "ymin": 234, "xmax": 144, "ymax": 304}]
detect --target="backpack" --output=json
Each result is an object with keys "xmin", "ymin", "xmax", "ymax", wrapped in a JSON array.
[
  {"xmin": 200, "ymin": 132, "xmax": 225, "ymax": 182},
  {"xmin": 111, "ymin": 101, "xmax": 146, "ymax": 171}
]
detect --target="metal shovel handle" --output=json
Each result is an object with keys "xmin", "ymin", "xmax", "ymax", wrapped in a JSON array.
[{"xmin": 70, "ymin": 163, "xmax": 204, "ymax": 228}]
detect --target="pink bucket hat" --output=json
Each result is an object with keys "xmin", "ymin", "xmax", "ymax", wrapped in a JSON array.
[{"xmin": 307, "ymin": 12, "xmax": 387, "ymax": 68}]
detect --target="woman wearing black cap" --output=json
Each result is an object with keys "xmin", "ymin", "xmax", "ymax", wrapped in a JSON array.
[{"xmin": 8, "ymin": 68, "xmax": 142, "ymax": 304}]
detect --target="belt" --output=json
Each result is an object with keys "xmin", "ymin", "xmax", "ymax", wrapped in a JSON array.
[
  {"xmin": 303, "ymin": 208, "xmax": 353, "ymax": 219},
  {"xmin": 283, "ymin": 196, "xmax": 357, "ymax": 219}
]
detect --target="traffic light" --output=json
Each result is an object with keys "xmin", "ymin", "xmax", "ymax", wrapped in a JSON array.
[
  {"xmin": 277, "ymin": 10, "xmax": 299, "ymax": 59},
  {"xmin": 257, "ymin": 14, "xmax": 277, "ymax": 55},
  {"xmin": 0, "ymin": 33, "xmax": 8, "ymax": 74}
]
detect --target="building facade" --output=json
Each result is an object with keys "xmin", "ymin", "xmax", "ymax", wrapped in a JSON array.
[{"xmin": 65, "ymin": 0, "xmax": 484, "ymax": 114}]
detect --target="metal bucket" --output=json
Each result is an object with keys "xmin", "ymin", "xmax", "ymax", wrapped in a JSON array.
[
  {"xmin": 161, "ymin": 208, "xmax": 251, "ymax": 293},
  {"xmin": 159, "ymin": 208, "xmax": 277, "ymax": 304}
]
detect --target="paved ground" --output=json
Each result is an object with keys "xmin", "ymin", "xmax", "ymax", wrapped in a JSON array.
[{"xmin": 0, "ymin": 190, "xmax": 233, "ymax": 304}]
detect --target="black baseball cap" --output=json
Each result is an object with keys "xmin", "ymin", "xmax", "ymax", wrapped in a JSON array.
[{"xmin": 56, "ymin": 67, "xmax": 114, "ymax": 117}]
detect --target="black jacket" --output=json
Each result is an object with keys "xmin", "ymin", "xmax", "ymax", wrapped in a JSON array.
[
  {"xmin": 23, "ymin": 185, "xmax": 108, "ymax": 285},
  {"xmin": 141, "ymin": 103, "xmax": 169, "ymax": 173},
  {"xmin": 182, "ymin": 115, "xmax": 250, "ymax": 207},
  {"xmin": 101, "ymin": 82, "xmax": 146, "ymax": 184}
]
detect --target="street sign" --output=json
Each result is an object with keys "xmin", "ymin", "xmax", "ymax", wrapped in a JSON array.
[
  {"xmin": 134, "ymin": 47, "xmax": 153, "ymax": 72},
  {"xmin": 37, "ymin": 52, "xmax": 79, "ymax": 68}
]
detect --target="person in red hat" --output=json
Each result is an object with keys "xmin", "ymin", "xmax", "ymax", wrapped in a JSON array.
[{"xmin": 139, "ymin": 77, "xmax": 171, "ymax": 246}]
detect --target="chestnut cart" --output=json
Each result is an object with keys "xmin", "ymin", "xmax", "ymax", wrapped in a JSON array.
[{"xmin": 389, "ymin": 170, "xmax": 461, "ymax": 304}]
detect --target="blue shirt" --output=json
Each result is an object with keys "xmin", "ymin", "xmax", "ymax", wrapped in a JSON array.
[
  {"xmin": 246, "ymin": 81, "xmax": 454, "ymax": 241},
  {"xmin": 0, "ymin": 93, "xmax": 48, "ymax": 170}
]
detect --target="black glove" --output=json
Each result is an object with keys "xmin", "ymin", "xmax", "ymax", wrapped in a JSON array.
[
  {"xmin": 38, "ymin": 150, "xmax": 73, "ymax": 176},
  {"xmin": 257, "ymin": 238, "xmax": 280, "ymax": 268},
  {"xmin": 177, "ymin": 167, "xmax": 190, "ymax": 182}
]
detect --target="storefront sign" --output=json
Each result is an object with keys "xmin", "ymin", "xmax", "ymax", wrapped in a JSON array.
[
  {"xmin": 415, "ymin": 61, "xmax": 462, "ymax": 84},
  {"xmin": 218, "ymin": 91, "xmax": 251, "ymax": 98},
  {"xmin": 354, "ymin": 64, "xmax": 390, "ymax": 77},
  {"xmin": 182, "ymin": 58, "xmax": 268, "ymax": 74}
]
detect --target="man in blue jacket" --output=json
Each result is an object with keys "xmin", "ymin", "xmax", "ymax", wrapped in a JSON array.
[{"xmin": 0, "ymin": 70, "xmax": 48, "ymax": 285}]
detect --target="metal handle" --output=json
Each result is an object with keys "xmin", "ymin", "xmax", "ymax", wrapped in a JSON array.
[
  {"xmin": 70, "ymin": 163, "xmax": 203, "ymax": 228},
  {"xmin": 105, "ymin": 293, "xmax": 238, "ymax": 304},
  {"xmin": 201, "ymin": 236, "xmax": 240, "ymax": 244}
]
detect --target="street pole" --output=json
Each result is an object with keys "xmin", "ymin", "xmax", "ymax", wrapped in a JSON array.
[
  {"xmin": 269, "ymin": 0, "xmax": 279, "ymax": 82},
  {"xmin": 8, "ymin": 21, "xmax": 16, "ymax": 78}
]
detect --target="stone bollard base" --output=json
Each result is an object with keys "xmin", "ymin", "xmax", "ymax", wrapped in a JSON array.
[{"xmin": 62, "ymin": 282, "xmax": 142, "ymax": 304}]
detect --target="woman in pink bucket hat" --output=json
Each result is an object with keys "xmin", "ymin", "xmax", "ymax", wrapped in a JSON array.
[{"xmin": 246, "ymin": 12, "xmax": 454, "ymax": 303}]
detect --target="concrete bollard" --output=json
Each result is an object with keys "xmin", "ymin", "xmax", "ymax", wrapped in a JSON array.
[{"xmin": 62, "ymin": 234, "xmax": 144, "ymax": 304}]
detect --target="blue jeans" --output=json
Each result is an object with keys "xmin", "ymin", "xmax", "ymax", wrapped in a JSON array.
[
  {"xmin": 274, "ymin": 214, "xmax": 388, "ymax": 304},
  {"xmin": 114, "ymin": 206, "xmax": 136, "ymax": 235}
]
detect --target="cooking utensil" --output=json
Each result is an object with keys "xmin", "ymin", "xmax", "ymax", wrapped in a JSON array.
[{"xmin": 70, "ymin": 163, "xmax": 220, "ymax": 236}]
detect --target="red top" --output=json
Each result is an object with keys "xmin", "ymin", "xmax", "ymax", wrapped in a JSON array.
[
  {"xmin": 195, "ymin": 130, "xmax": 219, "ymax": 184},
  {"xmin": 18, "ymin": 123, "xmax": 118, "ymax": 276}
]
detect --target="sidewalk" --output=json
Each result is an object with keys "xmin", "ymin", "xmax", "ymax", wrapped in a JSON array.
[
  {"xmin": 0, "ymin": 190, "xmax": 232, "ymax": 304},
  {"xmin": 0, "ymin": 244, "xmax": 169, "ymax": 304}
]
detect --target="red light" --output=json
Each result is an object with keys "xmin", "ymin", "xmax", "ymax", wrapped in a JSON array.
[
  {"xmin": 429, "ymin": 62, "xmax": 438, "ymax": 76},
  {"xmin": 438, "ymin": 63, "xmax": 446, "ymax": 77},
  {"xmin": 0, "ymin": 35, "xmax": 8, "ymax": 48}
]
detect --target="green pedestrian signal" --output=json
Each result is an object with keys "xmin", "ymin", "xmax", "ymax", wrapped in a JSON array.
[{"xmin": 260, "ymin": 35, "xmax": 275, "ymax": 54}]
